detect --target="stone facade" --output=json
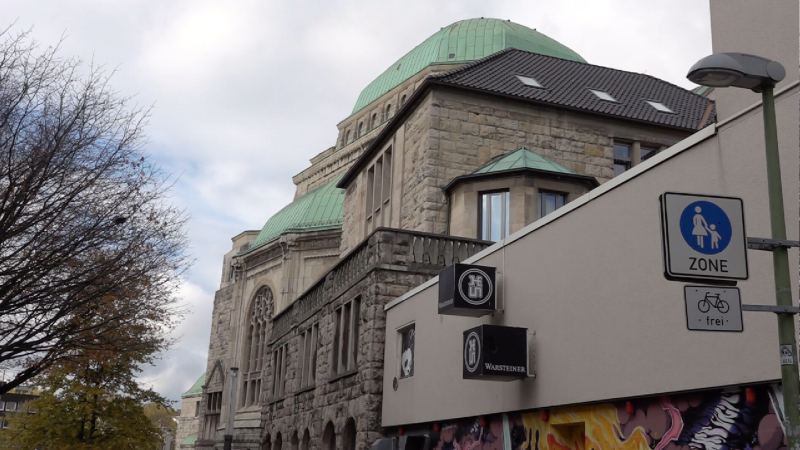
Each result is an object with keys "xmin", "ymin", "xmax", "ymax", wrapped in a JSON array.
[
  {"xmin": 338, "ymin": 87, "xmax": 691, "ymax": 253},
  {"xmin": 176, "ymin": 393, "xmax": 201, "ymax": 448},
  {"xmin": 197, "ymin": 229, "xmax": 491, "ymax": 450}
]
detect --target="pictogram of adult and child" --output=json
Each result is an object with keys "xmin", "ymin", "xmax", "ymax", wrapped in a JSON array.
[
  {"xmin": 679, "ymin": 201, "xmax": 732, "ymax": 255},
  {"xmin": 690, "ymin": 206, "xmax": 722, "ymax": 249}
]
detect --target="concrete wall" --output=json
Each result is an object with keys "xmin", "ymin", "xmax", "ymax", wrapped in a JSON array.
[
  {"xmin": 709, "ymin": 0, "xmax": 799, "ymax": 121},
  {"xmin": 381, "ymin": 81, "xmax": 799, "ymax": 426}
]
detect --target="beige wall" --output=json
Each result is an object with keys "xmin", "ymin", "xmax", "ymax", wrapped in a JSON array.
[
  {"xmin": 381, "ymin": 82, "xmax": 799, "ymax": 427},
  {"xmin": 449, "ymin": 175, "xmax": 592, "ymax": 240},
  {"xmin": 709, "ymin": 0, "xmax": 799, "ymax": 121}
]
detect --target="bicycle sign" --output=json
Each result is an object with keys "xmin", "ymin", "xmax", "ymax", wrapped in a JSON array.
[{"xmin": 684, "ymin": 286, "xmax": 743, "ymax": 332}]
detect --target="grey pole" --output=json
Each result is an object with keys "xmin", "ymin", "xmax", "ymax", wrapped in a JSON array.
[
  {"xmin": 224, "ymin": 367, "xmax": 239, "ymax": 450},
  {"xmin": 760, "ymin": 85, "xmax": 800, "ymax": 450}
]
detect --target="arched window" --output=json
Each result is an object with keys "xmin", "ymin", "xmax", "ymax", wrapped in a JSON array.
[
  {"xmin": 343, "ymin": 418, "xmax": 357, "ymax": 450},
  {"xmin": 386, "ymin": 104, "xmax": 393, "ymax": 119},
  {"xmin": 346, "ymin": 130, "xmax": 351, "ymax": 145},
  {"xmin": 372, "ymin": 113, "xmax": 378, "ymax": 129},
  {"xmin": 322, "ymin": 421, "xmax": 336, "ymax": 450},
  {"xmin": 358, "ymin": 121, "xmax": 365, "ymax": 137},
  {"xmin": 301, "ymin": 429, "xmax": 311, "ymax": 450},
  {"xmin": 401, "ymin": 95, "xmax": 407, "ymax": 106},
  {"xmin": 263, "ymin": 434, "xmax": 272, "ymax": 450},
  {"xmin": 241, "ymin": 286, "xmax": 273, "ymax": 408},
  {"xmin": 273, "ymin": 432, "xmax": 283, "ymax": 450},
  {"xmin": 290, "ymin": 431, "xmax": 299, "ymax": 450}
]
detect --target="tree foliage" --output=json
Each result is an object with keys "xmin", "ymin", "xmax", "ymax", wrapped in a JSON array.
[
  {"xmin": 0, "ymin": 342, "xmax": 167, "ymax": 450},
  {"xmin": 0, "ymin": 26, "xmax": 190, "ymax": 393}
]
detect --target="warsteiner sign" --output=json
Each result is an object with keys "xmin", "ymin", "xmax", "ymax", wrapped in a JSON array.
[
  {"xmin": 463, "ymin": 324, "xmax": 528, "ymax": 381},
  {"xmin": 439, "ymin": 263, "xmax": 496, "ymax": 317}
]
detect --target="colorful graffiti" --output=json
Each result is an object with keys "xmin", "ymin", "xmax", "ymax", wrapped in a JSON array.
[{"xmin": 430, "ymin": 386, "xmax": 787, "ymax": 450}]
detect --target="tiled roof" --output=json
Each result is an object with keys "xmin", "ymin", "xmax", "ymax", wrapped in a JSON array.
[
  {"xmin": 473, "ymin": 148, "xmax": 574, "ymax": 175},
  {"xmin": 181, "ymin": 373, "xmax": 205, "ymax": 398},
  {"xmin": 431, "ymin": 48, "xmax": 716, "ymax": 131},
  {"xmin": 351, "ymin": 18, "xmax": 585, "ymax": 114},
  {"xmin": 245, "ymin": 176, "xmax": 345, "ymax": 254}
]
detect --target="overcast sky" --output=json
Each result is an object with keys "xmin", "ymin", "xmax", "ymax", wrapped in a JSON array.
[{"xmin": 5, "ymin": 0, "xmax": 712, "ymax": 405}]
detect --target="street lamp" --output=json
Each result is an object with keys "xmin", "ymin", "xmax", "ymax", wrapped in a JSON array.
[{"xmin": 688, "ymin": 53, "xmax": 798, "ymax": 450}]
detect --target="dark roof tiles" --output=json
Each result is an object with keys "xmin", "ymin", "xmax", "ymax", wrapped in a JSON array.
[{"xmin": 431, "ymin": 48, "xmax": 715, "ymax": 131}]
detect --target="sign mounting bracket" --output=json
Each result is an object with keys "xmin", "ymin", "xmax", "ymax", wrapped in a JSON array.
[
  {"xmin": 747, "ymin": 237, "xmax": 800, "ymax": 251},
  {"xmin": 742, "ymin": 304, "xmax": 800, "ymax": 314}
]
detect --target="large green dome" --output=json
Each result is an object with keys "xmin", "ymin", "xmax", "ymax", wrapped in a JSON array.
[{"xmin": 351, "ymin": 18, "xmax": 586, "ymax": 114}]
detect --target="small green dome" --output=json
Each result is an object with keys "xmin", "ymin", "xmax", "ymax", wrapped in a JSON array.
[
  {"xmin": 351, "ymin": 18, "xmax": 586, "ymax": 114},
  {"xmin": 246, "ymin": 176, "xmax": 345, "ymax": 254}
]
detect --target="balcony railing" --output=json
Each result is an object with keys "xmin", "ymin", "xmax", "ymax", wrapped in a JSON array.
[{"xmin": 269, "ymin": 228, "xmax": 491, "ymax": 342}]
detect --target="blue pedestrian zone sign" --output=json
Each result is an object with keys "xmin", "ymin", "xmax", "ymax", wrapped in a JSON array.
[{"xmin": 661, "ymin": 193, "xmax": 748, "ymax": 282}]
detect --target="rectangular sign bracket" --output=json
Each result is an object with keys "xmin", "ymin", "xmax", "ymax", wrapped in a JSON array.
[
  {"xmin": 747, "ymin": 237, "xmax": 800, "ymax": 251},
  {"xmin": 742, "ymin": 304, "xmax": 800, "ymax": 314}
]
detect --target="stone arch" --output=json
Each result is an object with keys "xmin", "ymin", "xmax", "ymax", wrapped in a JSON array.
[
  {"xmin": 342, "ymin": 418, "xmax": 357, "ymax": 450},
  {"xmin": 290, "ymin": 430, "xmax": 299, "ymax": 450},
  {"xmin": 240, "ymin": 285, "xmax": 274, "ymax": 408},
  {"xmin": 358, "ymin": 121, "xmax": 365, "ymax": 137},
  {"xmin": 274, "ymin": 432, "xmax": 283, "ymax": 450},
  {"xmin": 301, "ymin": 429, "xmax": 311, "ymax": 450},
  {"xmin": 322, "ymin": 421, "xmax": 336, "ymax": 450},
  {"xmin": 371, "ymin": 113, "xmax": 378, "ymax": 129},
  {"xmin": 386, "ymin": 104, "xmax": 393, "ymax": 119},
  {"xmin": 263, "ymin": 433, "xmax": 272, "ymax": 450},
  {"xmin": 346, "ymin": 130, "xmax": 351, "ymax": 144},
  {"xmin": 401, "ymin": 94, "xmax": 407, "ymax": 106}
]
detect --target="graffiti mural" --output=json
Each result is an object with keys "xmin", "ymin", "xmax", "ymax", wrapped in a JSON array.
[{"xmin": 430, "ymin": 386, "xmax": 786, "ymax": 450}]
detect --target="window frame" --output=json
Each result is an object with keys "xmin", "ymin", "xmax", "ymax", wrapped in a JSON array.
[
  {"xmin": 537, "ymin": 190, "xmax": 568, "ymax": 219},
  {"xmin": 478, "ymin": 190, "xmax": 511, "ymax": 242},
  {"xmin": 364, "ymin": 148, "xmax": 393, "ymax": 234},
  {"xmin": 398, "ymin": 323, "xmax": 415, "ymax": 379},
  {"xmin": 331, "ymin": 297, "xmax": 361, "ymax": 378},
  {"xmin": 271, "ymin": 343, "xmax": 288, "ymax": 400},
  {"xmin": 613, "ymin": 141, "xmax": 633, "ymax": 177},
  {"xmin": 298, "ymin": 322, "xmax": 319, "ymax": 391}
]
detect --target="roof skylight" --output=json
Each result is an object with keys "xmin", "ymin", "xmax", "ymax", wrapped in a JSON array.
[
  {"xmin": 516, "ymin": 75, "xmax": 542, "ymax": 88},
  {"xmin": 589, "ymin": 89, "xmax": 616, "ymax": 102},
  {"xmin": 645, "ymin": 100, "xmax": 674, "ymax": 113}
]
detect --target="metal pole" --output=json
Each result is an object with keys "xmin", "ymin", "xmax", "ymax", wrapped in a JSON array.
[
  {"xmin": 224, "ymin": 367, "xmax": 239, "ymax": 450},
  {"xmin": 761, "ymin": 85, "xmax": 800, "ymax": 450}
]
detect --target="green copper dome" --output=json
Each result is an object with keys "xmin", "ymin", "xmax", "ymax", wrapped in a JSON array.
[
  {"xmin": 245, "ymin": 176, "xmax": 345, "ymax": 254},
  {"xmin": 351, "ymin": 18, "xmax": 586, "ymax": 114}
]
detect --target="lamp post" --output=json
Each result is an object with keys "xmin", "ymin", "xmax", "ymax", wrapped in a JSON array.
[
  {"xmin": 688, "ymin": 52, "xmax": 798, "ymax": 449},
  {"xmin": 224, "ymin": 367, "xmax": 239, "ymax": 450}
]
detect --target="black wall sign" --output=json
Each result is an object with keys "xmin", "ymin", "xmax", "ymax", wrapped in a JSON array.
[
  {"xmin": 463, "ymin": 324, "xmax": 528, "ymax": 381},
  {"xmin": 439, "ymin": 263, "xmax": 496, "ymax": 317}
]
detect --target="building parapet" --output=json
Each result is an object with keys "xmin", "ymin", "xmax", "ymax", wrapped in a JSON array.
[{"xmin": 269, "ymin": 228, "xmax": 492, "ymax": 343}]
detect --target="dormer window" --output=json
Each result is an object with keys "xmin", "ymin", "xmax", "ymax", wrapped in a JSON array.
[
  {"xmin": 515, "ymin": 75, "xmax": 542, "ymax": 88},
  {"xmin": 645, "ymin": 100, "xmax": 673, "ymax": 113},
  {"xmin": 590, "ymin": 89, "xmax": 616, "ymax": 102}
]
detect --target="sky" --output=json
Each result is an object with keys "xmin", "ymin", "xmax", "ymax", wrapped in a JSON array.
[{"xmin": 4, "ymin": 0, "xmax": 712, "ymax": 405}]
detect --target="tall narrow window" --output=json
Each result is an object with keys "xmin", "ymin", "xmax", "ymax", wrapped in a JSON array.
[
  {"xmin": 241, "ymin": 287, "xmax": 272, "ymax": 408},
  {"xmin": 372, "ymin": 113, "xmax": 378, "ymax": 129},
  {"xmin": 401, "ymin": 95, "xmax": 407, "ymax": 106},
  {"xmin": 299, "ymin": 323, "xmax": 319, "ymax": 389},
  {"xmin": 332, "ymin": 298, "xmax": 360, "ymax": 376},
  {"xmin": 613, "ymin": 141, "xmax": 632, "ymax": 176},
  {"xmin": 345, "ymin": 130, "xmax": 351, "ymax": 145},
  {"xmin": 364, "ymin": 149, "xmax": 392, "ymax": 234},
  {"xmin": 359, "ymin": 121, "xmax": 365, "ymax": 137},
  {"xmin": 386, "ymin": 104, "xmax": 393, "ymax": 119},
  {"xmin": 204, "ymin": 391, "xmax": 222, "ymax": 440},
  {"xmin": 538, "ymin": 191, "xmax": 567, "ymax": 218},
  {"xmin": 480, "ymin": 191, "xmax": 510, "ymax": 241},
  {"xmin": 272, "ymin": 343, "xmax": 288, "ymax": 399},
  {"xmin": 399, "ymin": 325, "xmax": 415, "ymax": 379}
]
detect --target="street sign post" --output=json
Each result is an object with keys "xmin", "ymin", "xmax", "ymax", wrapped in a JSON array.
[
  {"xmin": 661, "ymin": 192, "xmax": 748, "ymax": 282},
  {"xmin": 684, "ymin": 286, "xmax": 743, "ymax": 332}
]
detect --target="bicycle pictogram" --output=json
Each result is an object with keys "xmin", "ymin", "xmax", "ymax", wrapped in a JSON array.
[{"xmin": 698, "ymin": 292, "xmax": 729, "ymax": 313}]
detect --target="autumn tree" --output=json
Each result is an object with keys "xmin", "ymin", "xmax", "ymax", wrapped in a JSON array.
[
  {"xmin": 0, "ymin": 339, "xmax": 167, "ymax": 450},
  {"xmin": 0, "ymin": 26, "xmax": 190, "ymax": 394}
]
